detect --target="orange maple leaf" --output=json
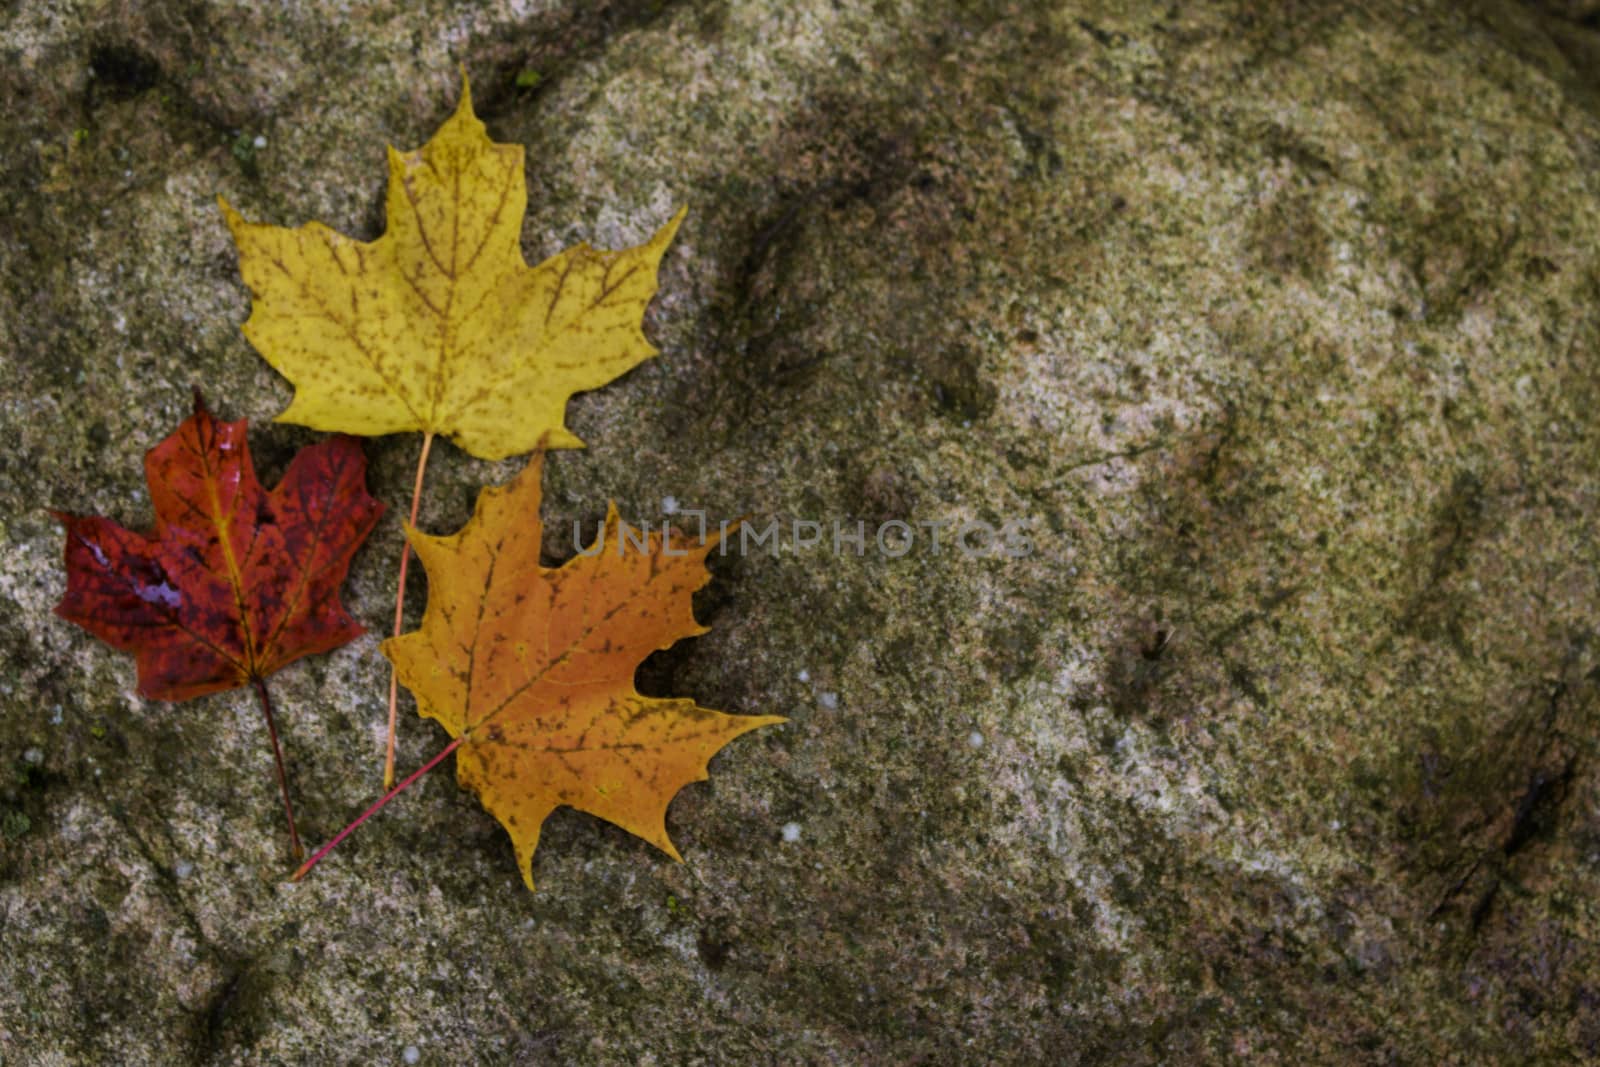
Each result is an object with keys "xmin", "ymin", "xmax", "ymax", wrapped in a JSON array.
[{"xmin": 376, "ymin": 453, "xmax": 782, "ymax": 889}]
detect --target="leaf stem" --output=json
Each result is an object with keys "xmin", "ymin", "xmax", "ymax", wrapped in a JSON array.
[
  {"xmin": 293, "ymin": 734, "xmax": 463, "ymax": 882},
  {"xmin": 383, "ymin": 431, "xmax": 435, "ymax": 788},
  {"xmin": 252, "ymin": 675, "xmax": 304, "ymax": 861}
]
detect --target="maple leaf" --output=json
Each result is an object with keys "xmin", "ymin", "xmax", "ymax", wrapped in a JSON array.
[
  {"xmin": 219, "ymin": 73, "xmax": 686, "ymax": 786},
  {"xmin": 53, "ymin": 393, "xmax": 383, "ymax": 855},
  {"xmin": 294, "ymin": 453, "xmax": 783, "ymax": 890},
  {"xmin": 217, "ymin": 77, "xmax": 684, "ymax": 461}
]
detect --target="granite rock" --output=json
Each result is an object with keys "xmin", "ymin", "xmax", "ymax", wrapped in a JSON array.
[{"xmin": 3, "ymin": 0, "xmax": 1600, "ymax": 1062}]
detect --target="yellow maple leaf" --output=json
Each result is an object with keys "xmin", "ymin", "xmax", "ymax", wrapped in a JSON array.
[
  {"xmin": 221, "ymin": 74, "xmax": 687, "ymax": 787},
  {"xmin": 219, "ymin": 77, "xmax": 683, "ymax": 460},
  {"xmin": 382, "ymin": 453, "xmax": 784, "ymax": 889}
]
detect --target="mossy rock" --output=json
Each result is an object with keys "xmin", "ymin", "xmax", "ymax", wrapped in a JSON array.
[{"xmin": 3, "ymin": 0, "xmax": 1600, "ymax": 1062}]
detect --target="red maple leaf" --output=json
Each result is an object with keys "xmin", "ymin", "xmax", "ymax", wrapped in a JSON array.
[{"xmin": 53, "ymin": 392, "xmax": 383, "ymax": 857}]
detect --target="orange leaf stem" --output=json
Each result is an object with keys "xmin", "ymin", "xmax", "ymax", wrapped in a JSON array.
[
  {"xmin": 383, "ymin": 431, "xmax": 434, "ymax": 788},
  {"xmin": 295, "ymin": 734, "xmax": 464, "ymax": 883}
]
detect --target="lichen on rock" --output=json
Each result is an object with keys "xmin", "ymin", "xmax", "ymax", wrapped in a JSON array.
[{"xmin": 3, "ymin": 0, "xmax": 1600, "ymax": 1062}]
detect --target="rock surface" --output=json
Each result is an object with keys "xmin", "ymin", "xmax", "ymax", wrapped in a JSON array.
[{"xmin": 3, "ymin": 0, "xmax": 1600, "ymax": 1062}]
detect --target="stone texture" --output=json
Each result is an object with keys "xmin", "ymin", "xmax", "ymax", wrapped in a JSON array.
[{"xmin": 3, "ymin": 0, "xmax": 1600, "ymax": 1062}]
